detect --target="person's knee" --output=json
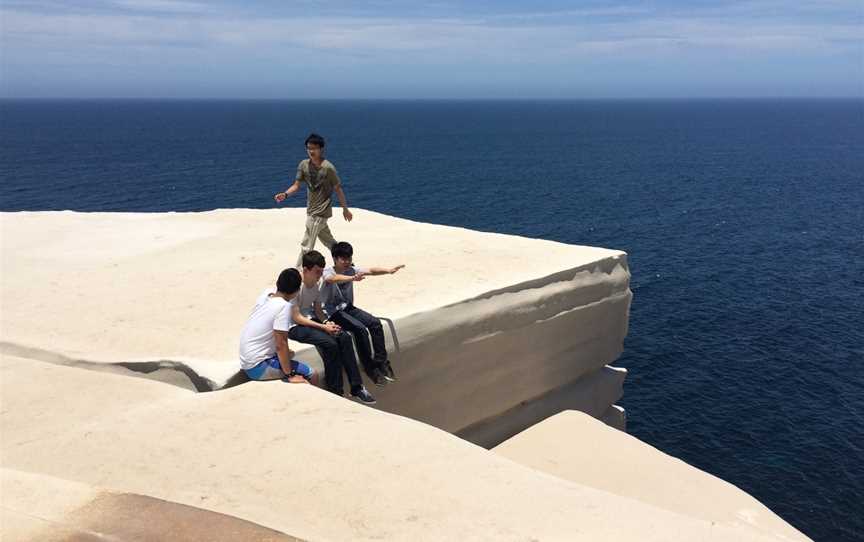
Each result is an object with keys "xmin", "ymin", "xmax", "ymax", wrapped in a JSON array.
[
  {"xmin": 340, "ymin": 320, "xmax": 365, "ymax": 335},
  {"xmin": 351, "ymin": 309, "xmax": 379, "ymax": 328},
  {"xmin": 336, "ymin": 332, "xmax": 353, "ymax": 347},
  {"xmin": 315, "ymin": 338, "xmax": 338, "ymax": 356},
  {"xmin": 367, "ymin": 319, "xmax": 382, "ymax": 332},
  {"xmin": 331, "ymin": 314, "xmax": 350, "ymax": 329}
]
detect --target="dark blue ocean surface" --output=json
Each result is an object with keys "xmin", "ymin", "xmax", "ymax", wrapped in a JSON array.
[{"xmin": 2, "ymin": 99, "xmax": 862, "ymax": 541}]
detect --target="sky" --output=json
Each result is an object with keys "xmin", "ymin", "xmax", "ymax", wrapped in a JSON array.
[{"xmin": 1, "ymin": 0, "xmax": 862, "ymax": 98}]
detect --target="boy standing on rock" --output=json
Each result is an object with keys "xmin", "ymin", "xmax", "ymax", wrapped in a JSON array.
[{"xmin": 274, "ymin": 133, "xmax": 353, "ymax": 267}]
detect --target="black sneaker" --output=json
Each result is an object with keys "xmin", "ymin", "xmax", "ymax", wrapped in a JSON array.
[
  {"xmin": 371, "ymin": 370, "xmax": 388, "ymax": 387},
  {"xmin": 351, "ymin": 387, "xmax": 377, "ymax": 405},
  {"xmin": 382, "ymin": 362, "xmax": 397, "ymax": 382}
]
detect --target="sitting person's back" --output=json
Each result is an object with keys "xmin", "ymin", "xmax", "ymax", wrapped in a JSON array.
[{"xmin": 239, "ymin": 268, "xmax": 316, "ymax": 384}]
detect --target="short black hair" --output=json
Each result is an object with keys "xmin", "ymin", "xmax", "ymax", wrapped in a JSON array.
[
  {"xmin": 331, "ymin": 241, "xmax": 353, "ymax": 261},
  {"xmin": 302, "ymin": 250, "xmax": 326, "ymax": 270},
  {"xmin": 276, "ymin": 268, "xmax": 302, "ymax": 295},
  {"xmin": 305, "ymin": 133, "xmax": 325, "ymax": 148}
]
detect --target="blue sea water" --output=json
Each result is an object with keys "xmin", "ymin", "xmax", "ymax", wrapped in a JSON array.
[{"xmin": 1, "ymin": 98, "xmax": 862, "ymax": 541}]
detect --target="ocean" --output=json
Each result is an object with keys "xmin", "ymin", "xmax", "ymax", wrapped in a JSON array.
[{"xmin": 1, "ymin": 98, "xmax": 862, "ymax": 541}]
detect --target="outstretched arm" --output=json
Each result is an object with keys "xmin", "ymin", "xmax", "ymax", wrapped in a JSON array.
[
  {"xmin": 366, "ymin": 265, "xmax": 406, "ymax": 276},
  {"xmin": 324, "ymin": 272, "xmax": 365, "ymax": 284}
]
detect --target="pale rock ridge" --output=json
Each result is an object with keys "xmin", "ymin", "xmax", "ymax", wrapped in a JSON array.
[
  {"xmin": 2, "ymin": 355, "xmax": 803, "ymax": 541},
  {"xmin": 0, "ymin": 209, "xmax": 809, "ymax": 540},
  {"xmin": 493, "ymin": 411, "xmax": 809, "ymax": 541},
  {"xmin": 1, "ymin": 468, "xmax": 304, "ymax": 541},
  {"xmin": 1, "ymin": 208, "xmax": 631, "ymax": 440}
]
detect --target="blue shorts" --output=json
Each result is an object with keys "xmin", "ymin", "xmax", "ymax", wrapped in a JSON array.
[{"xmin": 245, "ymin": 355, "xmax": 314, "ymax": 381}]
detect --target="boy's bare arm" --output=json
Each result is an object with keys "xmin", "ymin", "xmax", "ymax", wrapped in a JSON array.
[
  {"xmin": 313, "ymin": 301, "xmax": 328, "ymax": 323},
  {"xmin": 274, "ymin": 180, "xmax": 301, "ymax": 202},
  {"xmin": 324, "ymin": 273, "xmax": 364, "ymax": 284},
  {"xmin": 333, "ymin": 185, "xmax": 353, "ymax": 222},
  {"xmin": 274, "ymin": 330, "xmax": 306, "ymax": 383},
  {"xmin": 367, "ymin": 265, "xmax": 406, "ymax": 276},
  {"xmin": 274, "ymin": 331, "xmax": 295, "ymax": 362},
  {"xmin": 292, "ymin": 304, "xmax": 340, "ymax": 335}
]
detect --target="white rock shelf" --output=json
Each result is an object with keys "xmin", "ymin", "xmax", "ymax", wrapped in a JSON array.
[
  {"xmin": 0, "ymin": 209, "xmax": 809, "ymax": 541},
  {"xmin": 1, "ymin": 208, "xmax": 631, "ymax": 442}
]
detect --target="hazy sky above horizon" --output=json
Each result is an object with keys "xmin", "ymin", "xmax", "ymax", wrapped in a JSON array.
[{"xmin": 1, "ymin": 0, "xmax": 862, "ymax": 99}]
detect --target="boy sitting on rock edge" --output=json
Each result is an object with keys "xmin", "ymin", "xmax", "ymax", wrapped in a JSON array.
[
  {"xmin": 239, "ymin": 268, "xmax": 317, "ymax": 385},
  {"xmin": 322, "ymin": 241, "xmax": 405, "ymax": 385},
  {"xmin": 289, "ymin": 250, "xmax": 376, "ymax": 405}
]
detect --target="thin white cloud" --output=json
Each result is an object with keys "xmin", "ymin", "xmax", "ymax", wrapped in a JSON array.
[
  {"xmin": 701, "ymin": 0, "xmax": 863, "ymax": 15},
  {"xmin": 109, "ymin": 0, "xmax": 208, "ymax": 13},
  {"xmin": 483, "ymin": 5, "xmax": 657, "ymax": 21},
  {"xmin": 1, "ymin": 5, "xmax": 861, "ymax": 60}
]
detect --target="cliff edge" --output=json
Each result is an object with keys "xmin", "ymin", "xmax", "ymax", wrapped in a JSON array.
[{"xmin": 0, "ymin": 209, "xmax": 808, "ymax": 541}]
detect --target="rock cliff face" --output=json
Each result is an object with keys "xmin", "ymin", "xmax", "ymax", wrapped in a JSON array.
[
  {"xmin": 0, "ymin": 208, "xmax": 632, "ymax": 445},
  {"xmin": 296, "ymin": 250, "xmax": 632, "ymax": 447},
  {"xmin": 0, "ymin": 209, "xmax": 808, "ymax": 541}
]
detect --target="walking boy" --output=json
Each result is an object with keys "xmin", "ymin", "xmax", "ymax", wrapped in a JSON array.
[
  {"xmin": 274, "ymin": 133, "xmax": 354, "ymax": 267},
  {"xmin": 321, "ymin": 241, "xmax": 405, "ymax": 385},
  {"xmin": 288, "ymin": 250, "xmax": 376, "ymax": 404},
  {"xmin": 239, "ymin": 268, "xmax": 317, "ymax": 385}
]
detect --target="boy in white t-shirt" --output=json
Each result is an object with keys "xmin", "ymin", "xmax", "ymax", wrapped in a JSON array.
[{"xmin": 239, "ymin": 268, "xmax": 316, "ymax": 384}]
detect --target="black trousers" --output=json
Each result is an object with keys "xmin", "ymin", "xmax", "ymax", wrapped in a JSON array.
[
  {"xmin": 331, "ymin": 305, "xmax": 388, "ymax": 377},
  {"xmin": 288, "ymin": 325, "xmax": 362, "ymax": 395}
]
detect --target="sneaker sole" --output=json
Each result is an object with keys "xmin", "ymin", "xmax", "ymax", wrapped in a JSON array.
[{"xmin": 351, "ymin": 396, "xmax": 377, "ymax": 406}]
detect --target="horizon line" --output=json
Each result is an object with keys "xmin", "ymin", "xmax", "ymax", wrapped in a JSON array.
[{"xmin": 2, "ymin": 96, "xmax": 863, "ymax": 101}]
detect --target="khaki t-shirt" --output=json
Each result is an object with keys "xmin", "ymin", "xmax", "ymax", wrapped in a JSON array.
[
  {"xmin": 296, "ymin": 159, "xmax": 341, "ymax": 218},
  {"xmin": 294, "ymin": 279, "xmax": 321, "ymax": 318}
]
